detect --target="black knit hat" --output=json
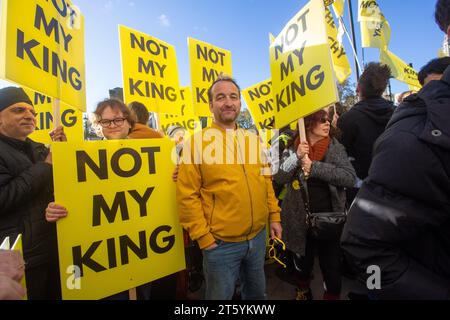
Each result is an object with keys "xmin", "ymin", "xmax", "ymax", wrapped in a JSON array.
[{"xmin": 0, "ymin": 87, "xmax": 33, "ymax": 112}]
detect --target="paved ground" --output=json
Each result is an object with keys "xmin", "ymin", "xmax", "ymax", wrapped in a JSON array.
[{"xmin": 187, "ymin": 258, "xmax": 363, "ymax": 300}]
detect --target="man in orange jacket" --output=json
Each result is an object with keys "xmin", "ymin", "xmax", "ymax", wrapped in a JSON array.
[{"xmin": 176, "ymin": 75, "xmax": 282, "ymax": 300}]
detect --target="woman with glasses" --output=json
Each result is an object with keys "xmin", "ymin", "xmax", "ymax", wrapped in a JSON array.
[{"xmin": 272, "ymin": 109, "xmax": 356, "ymax": 300}]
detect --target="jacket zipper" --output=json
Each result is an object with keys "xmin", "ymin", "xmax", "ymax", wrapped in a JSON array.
[{"xmin": 235, "ymin": 131, "xmax": 254, "ymax": 239}]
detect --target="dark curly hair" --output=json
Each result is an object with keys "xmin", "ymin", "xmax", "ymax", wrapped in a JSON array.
[
  {"xmin": 358, "ymin": 62, "xmax": 391, "ymax": 99},
  {"xmin": 435, "ymin": 0, "xmax": 450, "ymax": 32},
  {"xmin": 418, "ymin": 57, "xmax": 450, "ymax": 85}
]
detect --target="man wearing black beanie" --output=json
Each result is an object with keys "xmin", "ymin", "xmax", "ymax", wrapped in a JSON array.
[{"xmin": 0, "ymin": 86, "xmax": 65, "ymax": 299}]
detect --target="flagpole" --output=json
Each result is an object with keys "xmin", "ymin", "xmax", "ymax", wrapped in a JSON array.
[{"xmin": 347, "ymin": 0, "xmax": 360, "ymax": 81}]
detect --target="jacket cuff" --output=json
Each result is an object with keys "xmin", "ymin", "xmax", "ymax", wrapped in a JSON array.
[
  {"xmin": 269, "ymin": 211, "xmax": 281, "ymax": 223},
  {"xmin": 197, "ymin": 233, "xmax": 216, "ymax": 250}
]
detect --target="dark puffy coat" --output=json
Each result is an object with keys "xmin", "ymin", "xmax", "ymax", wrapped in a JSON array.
[
  {"xmin": 0, "ymin": 135, "xmax": 59, "ymax": 298},
  {"xmin": 337, "ymin": 97, "xmax": 394, "ymax": 179},
  {"xmin": 341, "ymin": 69, "xmax": 450, "ymax": 299}
]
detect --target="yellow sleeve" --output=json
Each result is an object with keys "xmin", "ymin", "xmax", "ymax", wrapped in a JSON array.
[{"xmin": 176, "ymin": 139, "xmax": 216, "ymax": 249}]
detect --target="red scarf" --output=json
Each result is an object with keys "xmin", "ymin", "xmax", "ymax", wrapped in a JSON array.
[{"xmin": 295, "ymin": 136, "xmax": 330, "ymax": 161}]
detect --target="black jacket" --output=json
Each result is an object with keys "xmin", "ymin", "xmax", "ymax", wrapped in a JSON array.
[
  {"xmin": 341, "ymin": 68, "xmax": 450, "ymax": 299},
  {"xmin": 337, "ymin": 97, "xmax": 394, "ymax": 179},
  {"xmin": 0, "ymin": 135, "xmax": 57, "ymax": 269}
]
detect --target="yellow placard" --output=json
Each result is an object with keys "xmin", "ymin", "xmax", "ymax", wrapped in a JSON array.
[
  {"xmin": 23, "ymin": 88, "xmax": 83, "ymax": 144},
  {"xmin": 119, "ymin": 25, "xmax": 182, "ymax": 114},
  {"xmin": 0, "ymin": 0, "xmax": 86, "ymax": 111},
  {"xmin": 358, "ymin": 0, "xmax": 391, "ymax": 49},
  {"xmin": 52, "ymin": 139, "xmax": 185, "ymax": 300},
  {"xmin": 380, "ymin": 49, "xmax": 421, "ymax": 88},
  {"xmin": 242, "ymin": 79, "xmax": 275, "ymax": 130},
  {"xmin": 188, "ymin": 37, "xmax": 232, "ymax": 117},
  {"xmin": 270, "ymin": 0, "xmax": 338, "ymax": 129},
  {"xmin": 325, "ymin": 6, "xmax": 352, "ymax": 84},
  {"xmin": 158, "ymin": 86, "xmax": 201, "ymax": 134},
  {"xmin": 332, "ymin": 0, "xmax": 345, "ymax": 18}
]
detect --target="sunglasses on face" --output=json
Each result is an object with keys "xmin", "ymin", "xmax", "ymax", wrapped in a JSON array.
[
  {"xmin": 268, "ymin": 237, "xmax": 287, "ymax": 268},
  {"xmin": 318, "ymin": 117, "xmax": 331, "ymax": 124}
]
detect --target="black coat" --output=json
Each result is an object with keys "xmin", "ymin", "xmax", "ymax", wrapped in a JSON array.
[
  {"xmin": 0, "ymin": 135, "xmax": 58, "ymax": 274},
  {"xmin": 341, "ymin": 69, "xmax": 450, "ymax": 299},
  {"xmin": 337, "ymin": 97, "xmax": 394, "ymax": 180}
]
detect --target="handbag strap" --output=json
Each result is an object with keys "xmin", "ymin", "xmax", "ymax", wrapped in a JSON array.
[{"xmin": 298, "ymin": 176, "xmax": 312, "ymax": 225}]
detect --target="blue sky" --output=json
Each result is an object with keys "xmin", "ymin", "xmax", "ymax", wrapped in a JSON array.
[{"xmin": 0, "ymin": 0, "xmax": 445, "ymax": 112}]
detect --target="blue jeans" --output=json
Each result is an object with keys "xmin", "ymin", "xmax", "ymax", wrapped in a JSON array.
[{"xmin": 202, "ymin": 228, "xmax": 267, "ymax": 300}]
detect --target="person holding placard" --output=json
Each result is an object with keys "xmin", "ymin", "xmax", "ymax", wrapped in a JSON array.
[
  {"xmin": 272, "ymin": 109, "xmax": 355, "ymax": 300},
  {"xmin": 0, "ymin": 87, "xmax": 65, "ymax": 299}
]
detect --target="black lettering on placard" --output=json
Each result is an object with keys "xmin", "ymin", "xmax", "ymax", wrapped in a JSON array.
[
  {"xmin": 161, "ymin": 119, "xmax": 196, "ymax": 132},
  {"xmin": 202, "ymin": 67, "xmax": 219, "ymax": 82},
  {"xmin": 274, "ymin": 9, "xmax": 310, "ymax": 60},
  {"xmin": 72, "ymin": 241, "xmax": 107, "ymax": 277},
  {"xmin": 196, "ymin": 45, "xmax": 226, "ymax": 66},
  {"xmin": 119, "ymin": 231, "xmax": 147, "ymax": 265},
  {"xmin": 276, "ymin": 65, "xmax": 325, "ymax": 112},
  {"xmin": 280, "ymin": 42, "xmax": 307, "ymax": 81},
  {"xmin": 35, "ymin": 112, "xmax": 53, "ymax": 131},
  {"xmin": 130, "ymin": 33, "xmax": 169, "ymax": 59},
  {"xmin": 92, "ymin": 192, "xmax": 129, "ymax": 226},
  {"xmin": 34, "ymin": 92, "xmax": 52, "ymax": 105},
  {"xmin": 16, "ymin": 30, "xmax": 82, "ymax": 91},
  {"xmin": 76, "ymin": 148, "xmax": 160, "ymax": 182},
  {"xmin": 259, "ymin": 116, "xmax": 275, "ymax": 129},
  {"xmin": 259, "ymin": 100, "xmax": 274, "ymax": 115},
  {"xmin": 150, "ymin": 225, "xmax": 175, "ymax": 254},
  {"xmin": 34, "ymin": 4, "xmax": 73, "ymax": 52},
  {"xmin": 128, "ymin": 187, "xmax": 154, "ymax": 217},
  {"xmin": 72, "ymin": 226, "xmax": 175, "ymax": 275},
  {"xmin": 360, "ymin": 1, "xmax": 378, "ymax": 10},
  {"xmin": 196, "ymin": 88, "xmax": 208, "ymax": 104},
  {"xmin": 76, "ymin": 150, "xmax": 108, "ymax": 182},
  {"xmin": 138, "ymin": 58, "xmax": 167, "ymax": 77},
  {"xmin": 61, "ymin": 109, "xmax": 77, "ymax": 127},
  {"xmin": 129, "ymin": 78, "xmax": 177, "ymax": 101},
  {"xmin": 247, "ymin": 82, "xmax": 271, "ymax": 101}
]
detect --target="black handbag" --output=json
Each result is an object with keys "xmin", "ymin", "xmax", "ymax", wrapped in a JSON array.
[{"xmin": 299, "ymin": 180, "xmax": 346, "ymax": 241}]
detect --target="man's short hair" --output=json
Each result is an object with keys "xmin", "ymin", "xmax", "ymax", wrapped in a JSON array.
[
  {"xmin": 418, "ymin": 57, "xmax": 450, "ymax": 85},
  {"xmin": 128, "ymin": 101, "xmax": 150, "ymax": 124},
  {"xmin": 435, "ymin": 0, "xmax": 450, "ymax": 32},
  {"xmin": 358, "ymin": 62, "xmax": 392, "ymax": 98},
  {"xmin": 207, "ymin": 74, "xmax": 241, "ymax": 103}
]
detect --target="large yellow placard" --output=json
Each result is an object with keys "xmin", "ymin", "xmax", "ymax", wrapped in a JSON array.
[
  {"xmin": 52, "ymin": 139, "xmax": 185, "ymax": 300},
  {"xmin": 324, "ymin": 7, "xmax": 352, "ymax": 84},
  {"xmin": 270, "ymin": 0, "xmax": 338, "ymax": 129},
  {"xmin": 188, "ymin": 37, "xmax": 232, "ymax": 117},
  {"xmin": 0, "ymin": 0, "xmax": 86, "ymax": 111},
  {"xmin": 242, "ymin": 79, "xmax": 275, "ymax": 130},
  {"xmin": 159, "ymin": 87, "xmax": 201, "ymax": 134},
  {"xmin": 24, "ymin": 88, "xmax": 83, "ymax": 144},
  {"xmin": 119, "ymin": 25, "xmax": 182, "ymax": 114}
]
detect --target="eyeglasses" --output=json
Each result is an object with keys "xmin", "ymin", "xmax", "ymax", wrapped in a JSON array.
[
  {"xmin": 98, "ymin": 117, "xmax": 126, "ymax": 128},
  {"xmin": 268, "ymin": 237, "xmax": 287, "ymax": 268}
]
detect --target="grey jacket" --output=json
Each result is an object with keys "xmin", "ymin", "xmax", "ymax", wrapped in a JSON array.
[{"xmin": 272, "ymin": 138, "xmax": 356, "ymax": 255}]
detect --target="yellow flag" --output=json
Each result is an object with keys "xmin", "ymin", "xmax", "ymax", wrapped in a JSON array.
[
  {"xmin": 358, "ymin": 0, "xmax": 391, "ymax": 49},
  {"xmin": 332, "ymin": 0, "xmax": 345, "ymax": 18},
  {"xmin": 0, "ymin": 0, "xmax": 86, "ymax": 111},
  {"xmin": 380, "ymin": 49, "xmax": 421, "ymax": 88},
  {"xmin": 270, "ymin": 0, "xmax": 338, "ymax": 129},
  {"xmin": 325, "ymin": 7, "xmax": 352, "ymax": 83}
]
